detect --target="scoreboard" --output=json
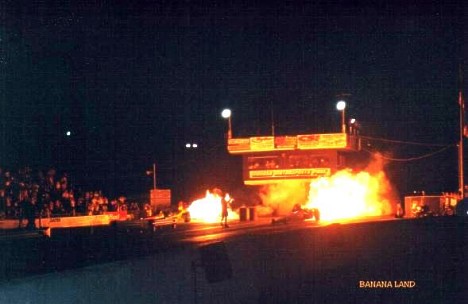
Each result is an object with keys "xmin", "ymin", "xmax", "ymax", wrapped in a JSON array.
[
  {"xmin": 227, "ymin": 133, "xmax": 361, "ymax": 185},
  {"xmin": 243, "ymin": 150, "xmax": 337, "ymax": 185}
]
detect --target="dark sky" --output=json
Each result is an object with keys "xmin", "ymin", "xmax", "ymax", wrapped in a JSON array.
[{"xmin": 0, "ymin": 1, "xmax": 466, "ymax": 200}]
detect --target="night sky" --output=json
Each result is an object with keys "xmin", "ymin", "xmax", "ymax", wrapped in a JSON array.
[{"xmin": 0, "ymin": 1, "xmax": 466, "ymax": 202}]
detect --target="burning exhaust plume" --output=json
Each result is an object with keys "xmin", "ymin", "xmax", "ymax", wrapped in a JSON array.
[
  {"xmin": 187, "ymin": 189, "xmax": 237, "ymax": 223},
  {"xmin": 259, "ymin": 153, "xmax": 396, "ymax": 221},
  {"xmin": 258, "ymin": 181, "xmax": 309, "ymax": 216},
  {"xmin": 305, "ymin": 169, "xmax": 393, "ymax": 221}
]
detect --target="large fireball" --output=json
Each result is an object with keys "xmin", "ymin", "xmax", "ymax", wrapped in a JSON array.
[
  {"xmin": 305, "ymin": 169, "xmax": 393, "ymax": 221},
  {"xmin": 187, "ymin": 190, "xmax": 237, "ymax": 223},
  {"xmin": 259, "ymin": 154, "xmax": 396, "ymax": 222}
]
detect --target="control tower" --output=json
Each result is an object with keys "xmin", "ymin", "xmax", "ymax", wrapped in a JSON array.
[{"xmin": 227, "ymin": 133, "xmax": 361, "ymax": 185}]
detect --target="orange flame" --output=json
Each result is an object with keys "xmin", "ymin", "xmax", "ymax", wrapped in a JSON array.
[
  {"xmin": 187, "ymin": 190, "xmax": 237, "ymax": 223},
  {"xmin": 305, "ymin": 169, "xmax": 393, "ymax": 221},
  {"xmin": 259, "ymin": 181, "xmax": 308, "ymax": 216},
  {"xmin": 259, "ymin": 154, "xmax": 396, "ymax": 222}
]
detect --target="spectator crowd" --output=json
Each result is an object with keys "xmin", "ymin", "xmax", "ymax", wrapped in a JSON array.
[{"xmin": 0, "ymin": 166, "xmax": 141, "ymax": 228}]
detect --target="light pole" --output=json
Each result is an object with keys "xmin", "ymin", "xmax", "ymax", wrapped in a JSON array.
[
  {"xmin": 458, "ymin": 76, "xmax": 465, "ymax": 198},
  {"xmin": 146, "ymin": 163, "xmax": 157, "ymax": 190},
  {"xmin": 221, "ymin": 109, "xmax": 232, "ymax": 139},
  {"xmin": 336, "ymin": 100, "xmax": 346, "ymax": 133},
  {"xmin": 152, "ymin": 163, "xmax": 156, "ymax": 190},
  {"xmin": 349, "ymin": 118, "xmax": 356, "ymax": 134}
]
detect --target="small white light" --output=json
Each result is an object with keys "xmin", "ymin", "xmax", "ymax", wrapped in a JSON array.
[
  {"xmin": 185, "ymin": 143, "xmax": 191, "ymax": 148},
  {"xmin": 66, "ymin": 131, "xmax": 71, "ymax": 136},
  {"xmin": 336, "ymin": 101, "xmax": 346, "ymax": 111},
  {"xmin": 192, "ymin": 143, "xmax": 198, "ymax": 148},
  {"xmin": 221, "ymin": 109, "xmax": 232, "ymax": 118}
]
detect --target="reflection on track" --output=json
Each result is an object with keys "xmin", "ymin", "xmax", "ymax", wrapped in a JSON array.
[
  {"xmin": 172, "ymin": 216, "xmax": 397, "ymax": 244},
  {"xmin": 0, "ymin": 215, "xmax": 416, "ymax": 283}
]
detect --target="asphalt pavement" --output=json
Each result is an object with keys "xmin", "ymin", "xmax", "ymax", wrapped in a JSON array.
[{"xmin": 0, "ymin": 216, "xmax": 466, "ymax": 303}]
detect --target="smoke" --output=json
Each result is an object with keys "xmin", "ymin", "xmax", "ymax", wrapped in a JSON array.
[
  {"xmin": 365, "ymin": 152, "xmax": 387, "ymax": 174},
  {"xmin": 258, "ymin": 181, "xmax": 309, "ymax": 216},
  {"xmin": 257, "ymin": 152, "xmax": 397, "ymax": 218},
  {"xmin": 364, "ymin": 152, "xmax": 398, "ymax": 214}
]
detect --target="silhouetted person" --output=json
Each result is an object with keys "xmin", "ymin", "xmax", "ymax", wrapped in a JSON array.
[
  {"xmin": 221, "ymin": 196, "xmax": 229, "ymax": 228},
  {"xmin": 26, "ymin": 193, "xmax": 37, "ymax": 230},
  {"xmin": 18, "ymin": 189, "xmax": 36, "ymax": 230}
]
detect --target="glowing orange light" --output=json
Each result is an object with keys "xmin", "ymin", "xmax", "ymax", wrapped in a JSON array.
[
  {"xmin": 259, "ymin": 155, "xmax": 396, "ymax": 222},
  {"xmin": 305, "ymin": 169, "xmax": 393, "ymax": 222},
  {"xmin": 187, "ymin": 190, "xmax": 237, "ymax": 223}
]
